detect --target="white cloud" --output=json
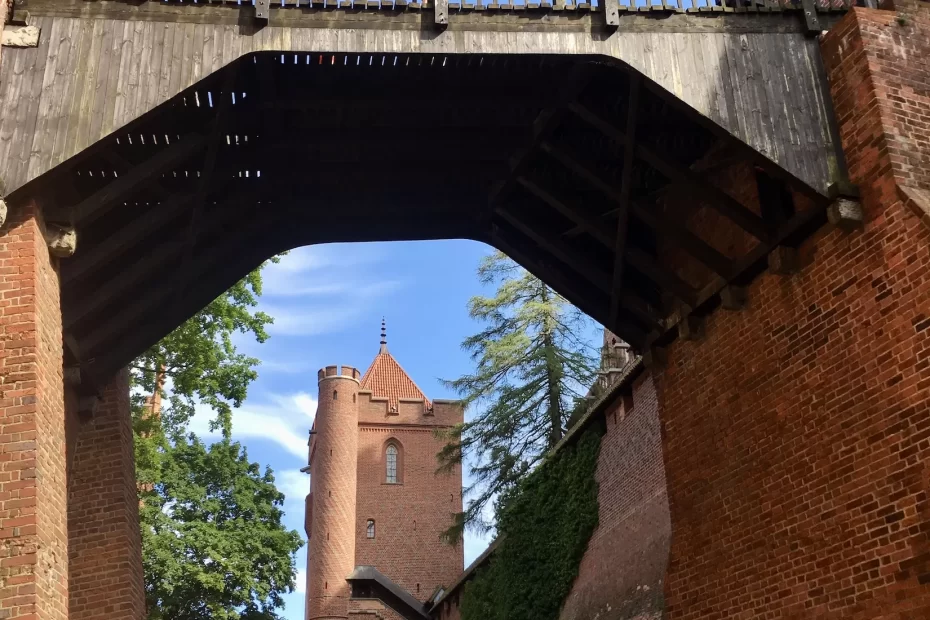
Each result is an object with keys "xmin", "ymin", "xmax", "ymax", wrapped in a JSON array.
[
  {"xmin": 257, "ymin": 359, "xmax": 315, "ymax": 375},
  {"xmin": 294, "ymin": 569, "xmax": 307, "ymax": 595},
  {"xmin": 189, "ymin": 392, "xmax": 318, "ymax": 459},
  {"xmin": 259, "ymin": 244, "xmax": 405, "ymax": 337},
  {"xmin": 276, "ymin": 469, "xmax": 310, "ymax": 505}
]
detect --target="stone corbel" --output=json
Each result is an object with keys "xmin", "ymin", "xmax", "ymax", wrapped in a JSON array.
[
  {"xmin": 1, "ymin": 25, "xmax": 39, "ymax": 48},
  {"xmin": 44, "ymin": 224, "xmax": 77, "ymax": 257}
]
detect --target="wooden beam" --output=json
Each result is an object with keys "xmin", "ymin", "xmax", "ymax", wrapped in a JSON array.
[
  {"xmin": 609, "ymin": 75, "xmax": 640, "ymax": 331},
  {"xmin": 490, "ymin": 64, "xmax": 591, "ymax": 206},
  {"xmin": 539, "ymin": 142, "xmax": 733, "ymax": 279},
  {"xmin": 567, "ymin": 102, "xmax": 771, "ymax": 242},
  {"xmin": 515, "ymin": 176, "xmax": 612, "ymax": 248},
  {"xmin": 491, "ymin": 226, "xmax": 649, "ymax": 349},
  {"xmin": 495, "ymin": 208, "xmax": 611, "ymax": 293},
  {"xmin": 63, "ymin": 193, "xmax": 196, "ymax": 285},
  {"xmin": 64, "ymin": 240, "xmax": 185, "ymax": 331},
  {"xmin": 628, "ymin": 203, "xmax": 734, "ymax": 279},
  {"xmin": 625, "ymin": 247, "xmax": 698, "ymax": 308},
  {"xmin": 63, "ymin": 134, "xmax": 206, "ymax": 226},
  {"xmin": 175, "ymin": 66, "xmax": 239, "ymax": 303},
  {"xmin": 496, "ymin": 208, "xmax": 662, "ymax": 332},
  {"xmin": 81, "ymin": 227, "xmax": 285, "ymax": 382}
]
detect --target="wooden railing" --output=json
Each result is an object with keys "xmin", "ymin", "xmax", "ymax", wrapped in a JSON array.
[{"xmin": 144, "ymin": 0, "xmax": 856, "ymax": 13}]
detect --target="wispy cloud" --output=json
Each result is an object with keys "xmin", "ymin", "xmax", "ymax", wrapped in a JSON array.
[
  {"xmin": 259, "ymin": 244, "xmax": 405, "ymax": 337},
  {"xmin": 257, "ymin": 359, "xmax": 316, "ymax": 375},
  {"xmin": 294, "ymin": 569, "xmax": 307, "ymax": 595},
  {"xmin": 275, "ymin": 469, "xmax": 310, "ymax": 506},
  {"xmin": 189, "ymin": 392, "xmax": 318, "ymax": 460}
]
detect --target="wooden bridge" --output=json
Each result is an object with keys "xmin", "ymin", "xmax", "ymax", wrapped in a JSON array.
[
  {"xmin": 2, "ymin": 2, "xmax": 929, "ymax": 620},
  {"xmin": 0, "ymin": 0, "xmax": 859, "ymax": 387}
]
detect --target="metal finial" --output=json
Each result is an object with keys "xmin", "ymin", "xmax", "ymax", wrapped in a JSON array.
[{"xmin": 379, "ymin": 318, "xmax": 388, "ymax": 353}]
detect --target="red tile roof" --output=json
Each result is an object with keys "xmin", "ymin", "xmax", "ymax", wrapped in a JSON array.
[{"xmin": 360, "ymin": 349, "xmax": 430, "ymax": 409}]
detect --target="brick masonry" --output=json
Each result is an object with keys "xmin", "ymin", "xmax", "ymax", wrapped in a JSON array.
[
  {"xmin": 653, "ymin": 8, "xmax": 930, "ymax": 618},
  {"xmin": 0, "ymin": 205, "xmax": 68, "ymax": 620},
  {"xmin": 354, "ymin": 401, "xmax": 463, "ymax": 600},
  {"xmin": 560, "ymin": 374, "xmax": 669, "ymax": 620},
  {"xmin": 67, "ymin": 369, "xmax": 144, "ymax": 619}
]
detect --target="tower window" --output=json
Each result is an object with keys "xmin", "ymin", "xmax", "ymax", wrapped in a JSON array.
[
  {"xmin": 386, "ymin": 444, "xmax": 398, "ymax": 484},
  {"xmin": 333, "ymin": 390, "xmax": 337, "ymax": 400},
  {"xmin": 366, "ymin": 519, "xmax": 375, "ymax": 539}
]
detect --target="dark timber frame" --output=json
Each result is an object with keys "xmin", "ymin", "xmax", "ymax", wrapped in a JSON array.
[{"xmin": 4, "ymin": 50, "xmax": 842, "ymax": 389}]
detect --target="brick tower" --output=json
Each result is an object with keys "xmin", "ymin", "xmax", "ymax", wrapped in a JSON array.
[
  {"xmin": 307, "ymin": 364, "xmax": 361, "ymax": 619},
  {"xmin": 305, "ymin": 322, "xmax": 464, "ymax": 619}
]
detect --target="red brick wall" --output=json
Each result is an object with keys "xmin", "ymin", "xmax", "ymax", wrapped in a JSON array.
[
  {"xmin": 67, "ymin": 369, "xmax": 145, "ymax": 619},
  {"xmin": 823, "ymin": 6, "xmax": 930, "ymax": 204},
  {"xmin": 561, "ymin": 374, "xmax": 669, "ymax": 620},
  {"xmin": 0, "ymin": 205, "xmax": 68, "ymax": 620},
  {"xmin": 355, "ymin": 420, "xmax": 463, "ymax": 600},
  {"xmin": 653, "ymin": 10, "xmax": 930, "ymax": 618},
  {"xmin": 308, "ymin": 370, "xmax": 360, "ymax": 620}
]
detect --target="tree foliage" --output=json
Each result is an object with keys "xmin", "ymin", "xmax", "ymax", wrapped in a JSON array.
[
  {"xmin": 438, "ymin": 251, "xmax": 599, "ymax": 541},
  {"xmin": 133, "ymin": 262, "xmax": 303, "ymax": 619},
  {"xmin": 459, "ymin": 429, "xmax": 602, "ymax": 620}
]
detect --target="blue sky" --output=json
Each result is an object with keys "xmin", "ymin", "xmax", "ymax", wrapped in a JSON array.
[{"xmin": 186, "ymin": 239, "xmax": 600, "ymax": 620}]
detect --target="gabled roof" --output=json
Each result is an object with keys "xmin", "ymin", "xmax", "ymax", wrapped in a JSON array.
[{"xmin": 360, "ymin": 348, "xmax": 431, "ymax": 410}]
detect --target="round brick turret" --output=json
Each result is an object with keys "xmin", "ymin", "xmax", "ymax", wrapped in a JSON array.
[{"xmin": 307, "ymin": 366, "xmax": 360, "ymax": 620}]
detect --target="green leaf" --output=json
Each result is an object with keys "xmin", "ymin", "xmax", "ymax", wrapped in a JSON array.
[{"xmin": 133, "ymin": 258, "xmax": 303, "ymax": 619}]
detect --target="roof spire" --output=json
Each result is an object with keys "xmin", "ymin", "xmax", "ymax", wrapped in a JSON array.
[{"xmin": 379, "ymin": 317, "xmax": 388, "ymax": 353}]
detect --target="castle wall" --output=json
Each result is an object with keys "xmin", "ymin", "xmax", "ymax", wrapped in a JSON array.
[
  {"xmin": 560, "ymin": 374, "xmax": 669, "ymax": 620},
  {"xmin": 657, "ymin": 9, "xmax": 930, "ymax": 618}
]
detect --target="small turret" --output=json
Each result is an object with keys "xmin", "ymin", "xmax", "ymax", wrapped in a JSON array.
[{"xmin": 307, "ymin": 365, "xmax": 360, "ymax": 620}]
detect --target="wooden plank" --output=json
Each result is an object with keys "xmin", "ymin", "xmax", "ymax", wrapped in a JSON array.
[
  {"xmin": 46, "ymin": 18, "xmax": 83, "ymax": 174},
  {"xmin": 166, "ymin": 22, "xmax": 186, "ymax": 110},
  {"xmin": 90, "ymin": 20, "xmax": 119, "ymax": 145},
  {"xmin": 68, "ymin": 19, "xmax": 105, "ymax": 165},
  {"xmin": 8, "ymin": 17, "xmax": 52, "ymax": 190},
  {"xmin": 0, "ymin": 41, "xmax": 27, "ymax": 185},
  {"xmin": 121, "ymin": 21, "xmax": 146, "ymax": 128},
  {"xmin": 699, "ymin": 31, "xmax": 739, "ymax": 130},
  {"xmin": 26, "ymin": 18, "xmax": 66, "ymax": 182},
  {"xmin": 110, "ymin": 20, "xmax": 135, "ymax": 135},
  {"xmin": 757, "ymin": 33, "xmax": 795, "ymax": 177},
  {"xmin": 794, "ymin": 35, "xmax": 834, "ymax": 191},
  {"xmin": 58, "ymin": 17, "xmax": 94, "ymax": 166}
]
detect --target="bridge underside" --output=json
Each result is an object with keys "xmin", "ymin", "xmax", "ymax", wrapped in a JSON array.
[{"xmin": 8, "ymin": 50, "xmax": 834, "ymax": 386}]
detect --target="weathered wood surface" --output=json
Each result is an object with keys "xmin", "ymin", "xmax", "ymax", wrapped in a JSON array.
[{"xmin": 0, "ymin": 13, "xmax": 838, "ymax": 194}]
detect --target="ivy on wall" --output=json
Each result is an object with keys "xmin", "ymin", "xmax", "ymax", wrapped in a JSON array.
[{"xmin": 460, "ymin": 428, "xmax": 602, "ymax": 620}]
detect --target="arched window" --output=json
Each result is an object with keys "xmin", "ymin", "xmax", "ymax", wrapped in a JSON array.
[
  {"xmin": 386, "ymin": 444, "xmax": 398, "ymax": 484},
  {"xmin": 366, "ymin": 519, "xmax": 375, "ymax": 539}
]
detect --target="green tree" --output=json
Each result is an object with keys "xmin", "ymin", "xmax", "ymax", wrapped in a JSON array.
[
  {"xmin": 438, "ymin": 251, "xmax": 599, "ymax": 541},
  {"xmin": 133, "ymin": 263, "xmax": 303, "ymax": 619}
]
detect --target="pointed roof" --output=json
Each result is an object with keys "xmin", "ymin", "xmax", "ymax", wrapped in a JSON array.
[{"xmin": 360, "ymin": 320, "xmax": 430, "ymax": 409}]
